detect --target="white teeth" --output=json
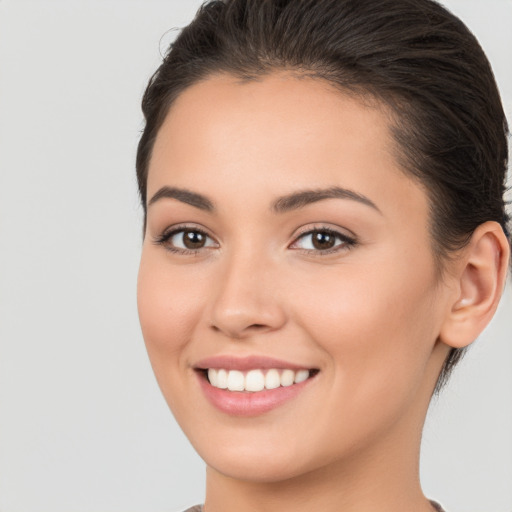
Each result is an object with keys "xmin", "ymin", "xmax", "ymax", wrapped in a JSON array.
[
  {"xmin": 207, "ymin": 368, "xmax": 312, "ymax": 392},
  {"xmin": 265, "ymin": 369, "xmax": 281, "ymax": 390},
  {"xmin": 245, "ymin": 370, "xmax": 265, "ymax": 392},
  {"xmin": 280, "ymin": 369, "xmax": 295, "ymax": 387},
  {"xmin": 217, "ymin": 369, "xmax": 228, "ymax": 389},
  {"xmin": 208, "ymin": 368, "xmax": 218, "ymax": 387},
  {"xmin": 294, "ymin": 369, "xmax": 309, "ymax": 384},
  {"xmin": 227, "ymin": 370, "xmax": 245, "ymax": 391}
]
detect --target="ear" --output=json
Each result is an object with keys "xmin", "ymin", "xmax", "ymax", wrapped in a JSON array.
[{"xmin": 439, "ymin": 221, "xmax": 510, "ymax": 349}]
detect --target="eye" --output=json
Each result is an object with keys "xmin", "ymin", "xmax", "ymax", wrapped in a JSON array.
[
  {"xmin": 291, "ymin": 227, "xmax": 356, "ymax": 254},
  {"xmin": 154, "ymin": 226, "xmax": 218, "ymax": 254}
]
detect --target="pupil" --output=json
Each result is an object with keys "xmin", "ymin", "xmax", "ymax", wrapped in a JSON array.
[
  {"xmin": 184, "ymin": 230, "xmax": 205, "ymax": 249},
  {"xmin": 312, "ymin": 231, "xmax": 335, "ymax": 250}
]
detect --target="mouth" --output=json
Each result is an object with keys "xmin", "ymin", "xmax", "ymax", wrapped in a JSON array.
[
  {"xmin": 198, "ymin": 367, "xmax": 319, "ymax": 392},
  {"xmin": 193, "ymin": 356, "xmax": 319, "ymax": 416}
]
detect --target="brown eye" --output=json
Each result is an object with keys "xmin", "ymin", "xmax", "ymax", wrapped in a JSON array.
[
  {"xmin": 159, "ymin": 228, "xmax": 218, "ymax": 253},
  {"xmin": 311, "ymin": 231, "xmax": 336, "ymax": 250},
  {"xmin": 291, "ymin": 228, "xmax": 356, "ymax": 254},
  {"xmin": 182, "ymin": 230, "xmax": 207, "ymax": 249}
]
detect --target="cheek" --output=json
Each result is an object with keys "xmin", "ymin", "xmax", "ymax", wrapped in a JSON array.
[
  {"xmin": 137, "ymin": 250, "xmax": 205, "ymax": 379},
  {"xmin": 291, "ymin": 256, "xmax": 439, "ymax": 414}
]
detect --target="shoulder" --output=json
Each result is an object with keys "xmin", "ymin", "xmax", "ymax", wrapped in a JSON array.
[
  {"xmin": 183, "ymin": 504, "xmax": 446, "ymax": 512},
  {"xmin": 430, "ymin": 500, "xmax": 447, "ymax": 512},
  {"xmin": 182, "ymin": 504, "xmax": 446, "ymax": 512},
  {"xmin": 182, "ymin": 504, "xmax": 445, "ymax": 512}
]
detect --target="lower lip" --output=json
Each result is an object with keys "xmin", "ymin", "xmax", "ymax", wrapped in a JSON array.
[{"xmin": 197, "ymin": 372, "xmax": 315, "ymax": 417}]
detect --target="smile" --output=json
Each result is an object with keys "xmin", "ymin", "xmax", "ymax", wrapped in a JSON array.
[
  {"xmin": 194, "ymin": 356, "xmax": 319, "ymax": 416},
  {"xmin": 207, "ymin": 368, "xmax": 311, "ymax": 392}
]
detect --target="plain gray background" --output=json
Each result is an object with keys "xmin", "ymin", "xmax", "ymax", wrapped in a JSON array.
[{"xmin": 0, "ymin": 1, "xmax": 510, "ymax": 511}]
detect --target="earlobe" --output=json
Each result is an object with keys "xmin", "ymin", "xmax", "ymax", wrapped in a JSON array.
[{"xmin": 439, "ymin": 221, "xmax": 510, "ymax": 349}]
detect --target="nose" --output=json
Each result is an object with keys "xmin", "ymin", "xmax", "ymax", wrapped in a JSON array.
[{"xmin": 208, "ymin": 250, "xmax": 287, "ymax": 340}]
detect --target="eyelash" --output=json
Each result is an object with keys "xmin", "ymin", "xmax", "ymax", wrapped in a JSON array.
[
  {"xmin": 153, "ymin": 224, "xmax": 216, "ymax": 256},
  {"xmin": 153, "ymin": 224, "xmax": 357, "ymax": 256},
  {"xmin": 291, "ymin": 226, "xmax": 357, "ymax": 255}
]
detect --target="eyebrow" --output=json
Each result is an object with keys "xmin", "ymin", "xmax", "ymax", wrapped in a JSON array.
[
  {"xmin": 147, "ymin": 185, "xmax": 381, "ymax": 215},
  {"xmin": 271, "ymin": 186, "xmax": 381, "ymax": 214},
  {"xmin": 148, "ymin": 186, "xmax": 214, "ymax": 212}
]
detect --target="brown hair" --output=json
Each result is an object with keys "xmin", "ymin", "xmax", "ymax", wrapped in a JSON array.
[{"xmin": 136, "ymin": 0, "xmax": 510, "ymax": 392}]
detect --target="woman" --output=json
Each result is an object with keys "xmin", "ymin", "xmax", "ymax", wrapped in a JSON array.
[{"xmin": 136, "ymin": 1, "xmax": 510, "ymax": 511}]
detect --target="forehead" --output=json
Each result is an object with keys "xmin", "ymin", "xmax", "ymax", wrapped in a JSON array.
[{"xmin": 148, "ymin": 72, "xmax": 428, "ymax": 224}]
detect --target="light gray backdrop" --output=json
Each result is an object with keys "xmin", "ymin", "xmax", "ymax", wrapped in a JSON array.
[{"xmin": 0, "ymin": 1, "xmax": 510, "ymax": 511}]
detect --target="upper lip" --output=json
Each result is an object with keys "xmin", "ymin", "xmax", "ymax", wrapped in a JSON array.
[{"xmin": 193, "ymin": 355, "xmax": 314, "ymax": 371}]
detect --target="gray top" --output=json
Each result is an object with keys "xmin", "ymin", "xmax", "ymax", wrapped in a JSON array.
[{"xmin": 183, "ymin": 501, "xmax": 446, "ymax": 511}]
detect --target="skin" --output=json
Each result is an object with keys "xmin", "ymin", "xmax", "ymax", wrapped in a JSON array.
[{"xmin": 137, "ymin": 73, "xmax": 509, "ymax": 512}]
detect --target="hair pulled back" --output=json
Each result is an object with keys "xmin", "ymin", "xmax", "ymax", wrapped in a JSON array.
[{"xmin": 136, "ymin": 0, "xmax": 510, "ymax": 392}]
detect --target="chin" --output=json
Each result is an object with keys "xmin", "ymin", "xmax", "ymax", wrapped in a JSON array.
[
  {"xmin": 205, "ymin": 452, "xmax": 315, "ymax": 484},
  {"xmin": 193, "ymin": 425, "xmax": 348, "ymax": 485}
]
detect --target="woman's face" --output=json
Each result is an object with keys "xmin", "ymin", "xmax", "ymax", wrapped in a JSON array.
[{"xmin": 138, "ymin": 73, "xmax": 452, "ymax": 482}]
